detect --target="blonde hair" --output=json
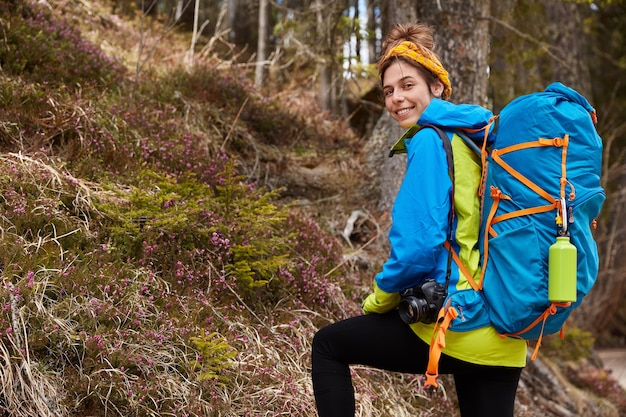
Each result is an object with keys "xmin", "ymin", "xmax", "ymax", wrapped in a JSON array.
[{"xmin": 378, "ymin": 23, "xmax": 452, "ymax": 100}]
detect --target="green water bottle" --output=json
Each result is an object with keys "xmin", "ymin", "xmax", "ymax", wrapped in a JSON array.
[{"xmin": 548, "ymin": 235, "xmax": 578, "ymax": 302}]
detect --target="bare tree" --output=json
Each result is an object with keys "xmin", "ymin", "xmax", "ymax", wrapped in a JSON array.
[
  {"xmin": 255, "ymin": 0, "xmax": 268, "ymax": 88},
  {"xmin": 366, "ymin": 0, "xmax": 378, "ymax": 64},
  {"xmin": 416, "ymin": 0, "xmax": 491, "ymax": 106},
  {"xmin": 314, "ymin": 0, "xmax": 334, "ymax": 112}
]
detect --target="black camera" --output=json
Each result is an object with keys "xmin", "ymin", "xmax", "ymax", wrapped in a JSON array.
[{"xmin": 398, "ymin": 279, "xmax": 446, "ymax": 324}]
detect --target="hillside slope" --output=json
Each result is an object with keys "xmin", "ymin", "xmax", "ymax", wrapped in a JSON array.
[{"xmin": 0, "ymin": 1, "xmax": 624, "ymax": 416}]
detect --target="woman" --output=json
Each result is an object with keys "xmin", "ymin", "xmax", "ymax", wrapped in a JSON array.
[{"xmin": 311, "ymin": 22, "xmax": 527, "ymax": 417}]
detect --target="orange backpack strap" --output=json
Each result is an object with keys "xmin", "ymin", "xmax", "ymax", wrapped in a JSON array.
[
  {"xmin": 425, "ymin": 305, "xmax": 459, "ymax": 387},
  {"xmin": 500, "ymin": 301, "xmax": 571, "ymax": 360},
  {"xmin": 444, "ymin": 241, "xmax": 480, "ymax": 291},
  {"xmin": 491, "ymin": 203, "xmax": 557, "ymax": 225},
  {"xmin": 489, "ymin": 135, "xmax": 571, "ymax": 206},
  {"xmin": 478, "ymin": 186, "xmax": 511, "ymax": 284}
]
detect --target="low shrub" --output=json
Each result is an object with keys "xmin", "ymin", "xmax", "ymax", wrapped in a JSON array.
[{"xmin": 0, "ymin": 0, "xmax": 124, "ymax": 88}]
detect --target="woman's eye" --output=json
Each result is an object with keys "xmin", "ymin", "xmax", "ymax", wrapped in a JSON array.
[
  {"xmin": 384, "ymin": 89, "xmax": 393, "ymax": 97},
  {"xmin": 403, "ymin": 82, "xmax": 413, "ymax": 90}
]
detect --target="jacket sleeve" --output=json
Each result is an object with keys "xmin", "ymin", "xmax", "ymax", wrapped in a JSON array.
[
  {"xmin": 362, "ymin": 280, "xmax": 402, "ymax": 314},
  {"xmin": 374, "ymin": 127, "xmax": 452, "ymax": 294}
]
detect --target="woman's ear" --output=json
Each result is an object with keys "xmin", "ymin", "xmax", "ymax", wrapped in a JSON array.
[{"xmin": 431, "ymin": 81, "xmax": 444, "ymax": 99}]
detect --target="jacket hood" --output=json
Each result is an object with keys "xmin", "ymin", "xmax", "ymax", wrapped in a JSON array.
[{"xmin": 389, "ymin": 99, "xmax": 494, "ymax": 156}]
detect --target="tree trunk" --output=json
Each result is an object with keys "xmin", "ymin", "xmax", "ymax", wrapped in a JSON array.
[
  {"xmin": 175, "ymin": 0, "xmax": 183, "ymax": 21},
  {"xmin": 367, "ymin": 0, "xmax": 377, "ymax": 64},
  {"xmin": 255, "ymin": 0, "xmax": 268, "ymax": 89},
  {"xmin": 185, "ymin": 0, "xmax": 200, "ymax": 66},
  {"xmin": 489, "ymin": 0, "xmax": 592, "ymax": 109},
  {"xmin": 354, "ymin": 0, "xmax": 361, "ymax": 61},
  {"xmin": 366, "ymin": 113, "xmax": 405, "ymax": 213},
  {"xmin": 544, "ymin": 0, "xmax": 592, "ymax": 99},
  {"xmin": 416, "ymin": 0, "xmax": 491, "ymax": 106},
  {"xmin": 315, "ymin": 0, "xmax": 333, "ymax": 112},
  {"xmin": 364, "ymin": 0, "xmax": 417, "ymax": 214}
]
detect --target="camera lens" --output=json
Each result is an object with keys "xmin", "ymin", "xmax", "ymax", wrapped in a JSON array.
[{"xmin": 398, "ymin": 296, "xmax": 430, "ymax": 324}]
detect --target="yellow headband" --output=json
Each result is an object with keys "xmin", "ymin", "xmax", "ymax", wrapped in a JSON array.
[{"xmin": 383, "ymin": 41, "xmax": 452, "ymax": 100}]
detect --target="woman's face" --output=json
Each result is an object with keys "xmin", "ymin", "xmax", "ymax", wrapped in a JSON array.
[{"xmin": 382, "ymin": 60, "xmax": 443, "ymax": 129}]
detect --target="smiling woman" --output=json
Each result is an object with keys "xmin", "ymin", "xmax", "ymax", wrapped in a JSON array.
[
  {"xmin": 381, "ymin": 60, "xmax": 443, "ymax": 128},
  {"xmin": 377, "ymin": 28, "xmax": 450, "ymax": 129},
  {"xmin": 311, "ymin": 22, "xmax": 527, "ymax": 417}
]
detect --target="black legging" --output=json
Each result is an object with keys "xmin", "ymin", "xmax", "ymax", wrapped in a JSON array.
[{"xmin": 311, "ymin": 311, "xmax": 523, "ymax": 417}]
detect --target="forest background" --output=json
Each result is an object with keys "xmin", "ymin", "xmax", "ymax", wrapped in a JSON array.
[{"xmin": 1, "ymin": 0, "xmax": 625, "ymax": 416}]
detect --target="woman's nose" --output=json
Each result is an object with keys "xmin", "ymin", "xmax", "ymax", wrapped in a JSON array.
[{"xmin": 391, "ymin": 90, "xmax": 405, "ymax": 102}]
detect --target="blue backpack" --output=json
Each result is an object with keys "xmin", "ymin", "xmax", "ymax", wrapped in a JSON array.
[
  {"xmin": 477, "ymin": 83, "xmax": 605, "ymax": 344},
  {"xmin": 423, "ymin": 83, "xmax": 605, "ymax": 384}
]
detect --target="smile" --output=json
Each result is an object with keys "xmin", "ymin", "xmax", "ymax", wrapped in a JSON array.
[{"xmin": 396, "ymin": 107, "xmax": 414, "ymax": 116}]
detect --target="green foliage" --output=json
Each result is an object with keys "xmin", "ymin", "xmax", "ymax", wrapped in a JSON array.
[
  {"xmin": 542, "ymin": 326, "xmax": 596, "ymax": 362},
  {"xmin": 215, "ymin": 161, "xmax": 292, "ymax": 289},
  {"xmin": 0, "ymin": 121, "xmax": 350, "ymax": 416},
  {"xmin": 96, "ymin": 162, "xmax": 293, "ymax": 294},
  {"xmin": 190, "ymin": 330, "xmax": 237, "ymax": 381}
]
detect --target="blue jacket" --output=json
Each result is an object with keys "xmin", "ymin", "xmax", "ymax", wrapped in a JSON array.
[{"xmin": 375, "ymin": 99, "xmax": 493, "ymax": 295}]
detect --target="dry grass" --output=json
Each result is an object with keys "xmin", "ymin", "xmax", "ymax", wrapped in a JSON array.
[{"xmin": 0, "ymin": 279, "xmax": 68, "ymax": 417}]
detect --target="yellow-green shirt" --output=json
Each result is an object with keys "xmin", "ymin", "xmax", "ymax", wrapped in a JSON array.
[
  {"xmin": 412, "ymin": 322, "xmax": 527, "ymax": 367},
  {"xmin": 363, "ymin": 282, "xmax": 527, "ymax": 368}
]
